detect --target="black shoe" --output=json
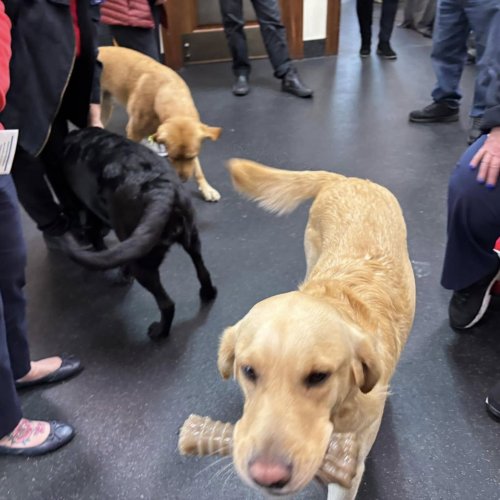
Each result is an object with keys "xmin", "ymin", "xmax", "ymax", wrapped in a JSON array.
[
  {"xmin": 16, "ymin": 356, "xmax": 83, "ymax": 390},
  {"xmin": 232, "ymin": 75, "xmax": 250, "ymax": 96},
  {"xmin": 281, "ymin": 68, "xmax": 313, "ymax": 98},
  {"xmin": 360, "ymin": 44, "xmax": 371, "ymax": 58},
  {"xmin": 448, "ymin": 267, "xmax": 500, "ymax": 330},
  {"xmin": 486, "ymin": 381, "xmax": 500, "ymax": 420},
  {"xmin": 409, "ymin": 101, "xmax": 459, "ymax": 123},
  {"xmin": 376, "ymin": 42, "xmax": 397, "ymax": 60},
  {"xmin": 467, "ymin": 116, "xmax": 483, "ymax": 145},
  {"xmin": 0, "ymin": 421, "xmax": 74, "ymax": 456}
]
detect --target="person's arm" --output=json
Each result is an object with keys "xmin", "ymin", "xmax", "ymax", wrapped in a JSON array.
[
  {"xmin": 0, "ymin": 0, "xmax": 12, "ymax": 129},
  {"xmin": 470, "ymin": 104, "xmax": 500, "ymax": 188}
]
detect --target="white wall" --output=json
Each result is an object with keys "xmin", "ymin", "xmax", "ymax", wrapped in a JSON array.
[{"xmin": 303, "ymin": 0, "xmax": 328, "ymax": 41}]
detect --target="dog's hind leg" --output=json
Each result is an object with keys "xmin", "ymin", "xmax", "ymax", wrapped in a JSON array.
[
  {"xmin": 182, "ymin": 227, "xmax": 217, "ymax": 302},
  {"xmin": 131, "ymin": 262, "xmax": 175, "ymax": 339}
]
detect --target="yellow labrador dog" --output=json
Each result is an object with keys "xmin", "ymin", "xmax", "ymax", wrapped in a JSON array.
[
  {"xmin": 218, "ymin": 159, "xmax": 415, "ymax": 499},
  {"xmin": 98, "ymin": 46, "xmax": 222, "ymax": 202}
]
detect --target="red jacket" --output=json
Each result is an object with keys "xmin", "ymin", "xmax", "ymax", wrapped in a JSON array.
[
  {"xmin": 101, "ymin": 0, "xmax": 154, "ymax": 29},
  {"xmin": 0, "ymin": 0, "xmax": 11, "ymax": 129}
]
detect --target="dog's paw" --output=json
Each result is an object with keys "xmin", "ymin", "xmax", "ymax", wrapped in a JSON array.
[
  {"xmin": 147, "ymin": 321, "xmax": 168, "ymax": 340},
  {"xmin": 200, "ymin": 185, "xmax": 221, "ymax": 202},
  {"xmin": 200, "ymin": 285, "xmax": 217, "ymax": 302}
]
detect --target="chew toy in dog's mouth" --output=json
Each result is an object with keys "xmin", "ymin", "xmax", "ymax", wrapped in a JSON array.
[{"xmin": 178, "ymin": 414, "xmax": 359, "ymax": 490}]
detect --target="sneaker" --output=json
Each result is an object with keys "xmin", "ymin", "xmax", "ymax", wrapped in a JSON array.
[
  {"xmin": 409, "ymin": 101, "xmax": 459, "ymax": 123},
  {"xmin": 467, "ymin": 116, "xmax": 483, "ymax": 145},
  {"xmin": 232, "ymin": 75, "xmax": 250, "ymax": 96},
  {"xmin": 448, "ymin": 265, "xmax": 500, "ymax": 330},
  {"xmin": 486, "ymin": 381, "xmax": 500, "ymax": 420},
  {"xmin": 359, "ymin": 44, "xmax": 371, "ymax": 58},
  {"xmin": 141, "ymin": 137, "xmax": 168, "ymax": 157},
  {"xmin": 376, "ymin": 42, "xmax": 397, "ymax": 60}
]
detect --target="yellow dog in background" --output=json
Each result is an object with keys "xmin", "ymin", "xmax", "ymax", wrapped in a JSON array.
[
  {"xmin": 98, "ymin": 46, "xmax": 222, "ymax": 202},
  {"xmin": 218, "ymin": 159, "xmax": 416, "ymax": 499}
]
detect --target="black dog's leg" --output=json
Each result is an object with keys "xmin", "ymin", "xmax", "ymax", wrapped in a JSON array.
[
  {"xmin": 131, "ymin": 264, "xmax": 175, "ymax": 339},
  {"xmin": 182, "ymin": 228, "xmax": 217, "ymax": 302}
]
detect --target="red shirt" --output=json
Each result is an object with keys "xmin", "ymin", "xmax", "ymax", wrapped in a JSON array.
[
  {"xmin": 70, "ymin": 0, "xmax": 81, "ymax": 57},
  {"xmin": 0, "ymin": 0, "xmax": 11, "ymax": 130}
]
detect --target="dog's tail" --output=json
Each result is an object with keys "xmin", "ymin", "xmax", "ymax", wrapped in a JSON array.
[
  {"xmin": 227, "ymin": 158, "xmax": 344, "ymax": 215},
  {"xmin": 68, "ymin": 195, "xmax": 173, "ymax": 270}
]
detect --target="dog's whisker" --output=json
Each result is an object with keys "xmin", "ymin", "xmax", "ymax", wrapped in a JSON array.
[{"xmin": 195, "ymin": 455, "xmax": 231, "ymax": 479}]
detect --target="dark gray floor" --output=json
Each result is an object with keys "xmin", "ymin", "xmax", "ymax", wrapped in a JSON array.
[{"xmin": 1, "ymin": 1, "xmax": 499, "ymax": 499}]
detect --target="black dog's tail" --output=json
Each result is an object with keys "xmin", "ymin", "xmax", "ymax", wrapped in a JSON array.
[{"xmin": 68, "ymin": 195, "xmax": 173, "ymax": 270}]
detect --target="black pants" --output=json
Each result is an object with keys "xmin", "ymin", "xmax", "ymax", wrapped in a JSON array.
[
  {"xmin": 219, "ymin": 0, "xmax": 291, "ymax": 78},
  {"xmin": 0, "ymin": 175, "xmax": 30, "ymax": 438},
  {"xmin": 11, "ymin": 115, "xmax": 82, "ymax": 236},
  {"xmin": 108, "ymin": 25, "xmax": 160, "ymax": 61},
  {"xmin": 356, "ymin": 0, "xmax": 399, "ymax": 45}
]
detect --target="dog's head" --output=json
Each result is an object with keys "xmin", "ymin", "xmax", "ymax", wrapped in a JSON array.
[
  {"xmin": 154, "ymin": 118, "xmax": 221, "ymax": 181},
  {"xmin": 218, "ymin": 291, "xmax": 381, "ymax": 496}
]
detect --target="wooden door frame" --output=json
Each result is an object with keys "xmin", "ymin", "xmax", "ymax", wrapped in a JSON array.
[{"xmin": 162, "ymin": 0, "xmax": 340, "ymax": 69}]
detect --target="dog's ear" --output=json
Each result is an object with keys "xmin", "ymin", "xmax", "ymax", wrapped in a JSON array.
[
  {"xmin": 351, "ymin": 337, "xmax": 381, "ymax": 393},
  {"xmin": 200, "ymin": 124, "xmax": 222, "ymax": 142},
  {"xmin": 218, "ymin": 324, "xmax": 238, "ymax": 379}
]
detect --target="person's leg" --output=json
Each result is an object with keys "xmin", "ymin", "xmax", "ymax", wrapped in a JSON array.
[
  {"xmin": 378, "ymin": 0, "xmax": 399, "ymax": 43},
  {"xmin": 109, "ymin": 25, "xmax": 160, "ymax": 61},
  {"xmin": 10, "ymin": 147, "xmax": 68, "ymax": 236},
  {"xmin": 441, "ymin": 135, "xmax": 500, "ymax": 328},
  {"xmin": 0, "ymin": 175, "xmax": 30, "ymax": 438},
  {"xmin": 409, "ymin": 0, "xmax": 468, "ymax": 122},
  {"xmin": 356, "ymin": 0, "xmax": 374, "ymax": 51},
  {"xmin": 219, "ymin": 0, "xmax": 251, "ymax": 77},
  {"xmin": 430, "ymin": 0, "xmax": 469, "ymax": 106},
  {"xmin": 251, "ymin": 0, "xmax": 312, "ymax": 97},
  {"xmin": 251, "ymin": 0, "xmax": 291, "ymax": 78},
  {"xmin": 465, "ymin": 0, "xmax": 500, "ymax": 118}
]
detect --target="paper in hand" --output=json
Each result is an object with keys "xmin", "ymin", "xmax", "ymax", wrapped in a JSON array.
[{"xmin": 0, "ymin": 129, "xmax": 19, "ymax": 175}]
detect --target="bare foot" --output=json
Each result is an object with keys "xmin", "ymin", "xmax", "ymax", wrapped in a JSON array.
[
  {"xmin": 16, "ymin": 357, "xmax": 62, "ymax": 383},
  {"xmin": 0, "ymin": 419, "xmax": 50, "ymax": 449}
]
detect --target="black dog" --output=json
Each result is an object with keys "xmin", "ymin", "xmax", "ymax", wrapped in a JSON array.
[{"xmin": 62, "ymin": 128, "xmax": 217, "ymax": 339}]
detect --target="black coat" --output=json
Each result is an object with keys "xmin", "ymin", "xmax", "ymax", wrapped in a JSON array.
[{"xmin": 0, "ymin": 0, "xmax": 101, "ymax": 156}]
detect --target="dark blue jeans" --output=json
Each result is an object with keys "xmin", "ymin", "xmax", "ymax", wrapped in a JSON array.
[
  {"xmin": 441, "ymin": 135, "xmax": 500, "ymax": 291},
  {"xmin": 219, "ymin": 0, "xmax": 291, "ymax": 78},
  {"xmin": 0, "ymin": 175, "xmax": 30, "ymax": 437},
  {"xmin": 431, "ymin": 0, "xmax": 500, "ymax": 117}
]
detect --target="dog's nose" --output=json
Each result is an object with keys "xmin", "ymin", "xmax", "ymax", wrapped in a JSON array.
[{"xmin": 248, "ymin": 457, "xmax": 292, "ymax": 489}]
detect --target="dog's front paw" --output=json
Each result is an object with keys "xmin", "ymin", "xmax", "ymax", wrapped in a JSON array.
[
  {"xmin": 200, "ymin": 285, "xmax": 217, "ymax": 302},
  {"xmin": 200, "ymin": 185, "xmax": 221, "ymax": 202},
  {"xmin": 147, "ymin": 321, "xmax": 167, "ymax": 339}
]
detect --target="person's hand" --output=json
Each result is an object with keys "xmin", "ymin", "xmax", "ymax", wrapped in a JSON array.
[
  {"xmin": 155, "ymin": 0, "xmax": 165, "ymax": 5},
  {"xmin": 88, "ymin": 103, "xmax": 104, "ymax": 128},
  {"xmin": 470, "ymin": 126, "xmax": 500, "ymax": 188}
]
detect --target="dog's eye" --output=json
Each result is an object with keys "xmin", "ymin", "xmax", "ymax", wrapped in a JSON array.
[
  {"xmin": 304, "ymin": 371, "xmax": 331, "ymax": 388},
  {"xmin": 242, "ymin": 365, "xmax": 258, "ymax": 382}
]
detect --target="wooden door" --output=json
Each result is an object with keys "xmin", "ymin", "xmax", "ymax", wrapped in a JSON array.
[{"xmin": 162, "ymin": 0, "xmax": 340, "ymax": 70}]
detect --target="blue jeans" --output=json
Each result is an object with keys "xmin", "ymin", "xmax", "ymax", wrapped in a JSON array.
[
  {"xmin": 441, "ymin": 135, "xmax": 500, "ymax": 291},
  {"xmin": 431, "ymin": 0, "xmax": 500, "ymax": 117},
  {"xmin": 0, "ymin": 175, "xmax": 30, "ymax": 437}
]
